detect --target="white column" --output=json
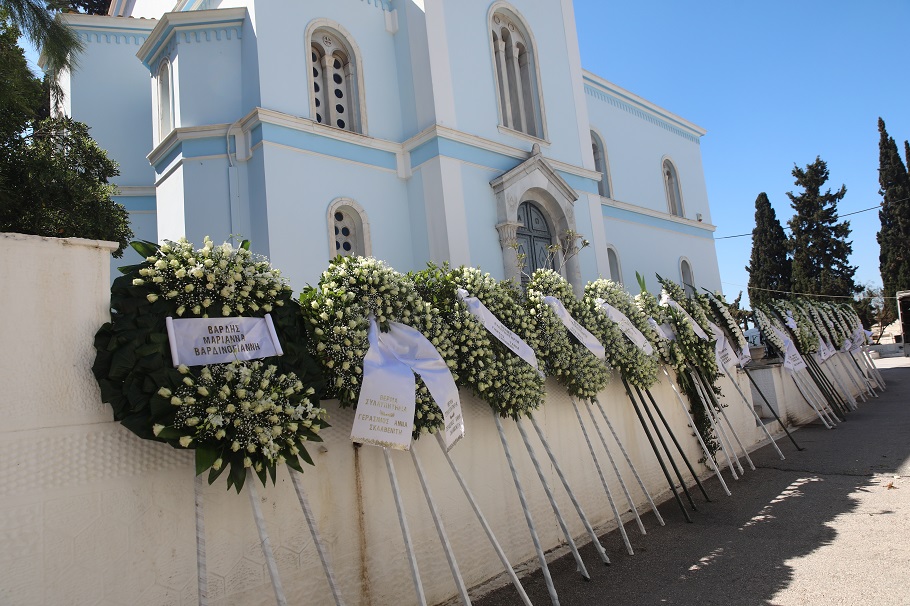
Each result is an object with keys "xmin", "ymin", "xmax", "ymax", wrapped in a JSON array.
[
  {"xmin": 509, "ymin": 43, "xmax": 528, "ymax": 133},
  {"xmin": 494, "ymin": 38, "xmax": 514, "ymax": 129}
]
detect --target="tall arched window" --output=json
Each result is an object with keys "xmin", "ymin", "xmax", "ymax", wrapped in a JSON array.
[
  {"xmin": 663, "ymin": 159, "xmax": 684, "ymax": 217},
  {"xmin": 607, "ymin": 246, "xmax": 622, "ymax": 285},
  {"xmin": 515, "ymin": 201, "xmax": 554, "ymax": 282},
  {"xmin": 157, "ymin": 60, "xmax": 173, "ymax": 140},
  {"xmin": 310, "ymin": 28, "xmax": 362, "ymax": 133},
  {"xmin": 490, "ymin": 8, "xmax": 543, "ymax": 138},
  {"xmin": 327, "ymin": 198, "xmax": 370, "ymax": 259},
  {"xmin": 591, "ymin": 131, "xmax": 611, "ymax": 198},
  {"xmin": 680, "ymin": 258, "xmax": 695, "ymax": 297}
]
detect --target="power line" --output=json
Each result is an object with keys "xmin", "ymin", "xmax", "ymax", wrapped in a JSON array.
[
  {"xmin": 713, "ymin": 198, "xmax": 910, "ymax": 241},
  {"xmin": 722, "ymin": 281, "xmax": 901, "ymax": 301}
]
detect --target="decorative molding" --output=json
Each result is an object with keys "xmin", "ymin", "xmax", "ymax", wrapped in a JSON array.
[
  {"xmin": 583, "ymin": 71, "xmax": 706, "ymax": 144},
  {"xmin": 602, "ymin": 197, "xmax": 716, "ymax": 232},
  {"xmin": 137, "ymin": 8, "xmax": 247, "ymax": 69},
  {"xmin": 495, "ymin": 221, "xmax": 522, "ymax": 248},
  {"xmin": 60, "ymin": 14, "xmax": 156, "ymax": 46}
]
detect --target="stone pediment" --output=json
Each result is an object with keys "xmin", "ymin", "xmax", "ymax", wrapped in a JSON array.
[{"xmin": 489, "ymin": 144, "xmax": 578, "ymax": 205}]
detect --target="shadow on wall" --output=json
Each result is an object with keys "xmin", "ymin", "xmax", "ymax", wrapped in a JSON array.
[{"xmin": 475, "ymin": 365, "xmax": 909, "ymax": 606}]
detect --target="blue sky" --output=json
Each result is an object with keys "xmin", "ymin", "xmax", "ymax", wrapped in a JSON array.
[{"xmin": 574, "ymin": 0, "xmax": 910, "ymax": 305}]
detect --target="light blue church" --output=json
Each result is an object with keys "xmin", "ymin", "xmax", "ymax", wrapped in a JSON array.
[{"xmin": 60, "ymin": 0, "xmax": 721, "ymax": 296}]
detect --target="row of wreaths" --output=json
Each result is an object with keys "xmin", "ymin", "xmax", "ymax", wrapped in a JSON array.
[{"xmin": 93, "ymin": 237, "xmax": 868, "ymax": 491}]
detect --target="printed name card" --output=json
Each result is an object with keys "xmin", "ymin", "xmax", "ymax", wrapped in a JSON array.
[{"xmin": 165, "ymin": 315, "xmax": 283, "ymax": 367}]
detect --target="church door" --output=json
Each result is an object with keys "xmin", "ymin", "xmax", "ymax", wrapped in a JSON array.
[{"xmin": 516, "ymin": 201, "xmax": 554, "ymax": 281}]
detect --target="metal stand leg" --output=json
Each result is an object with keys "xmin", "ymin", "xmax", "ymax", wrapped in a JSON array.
[
  {"xmin": 288, "ymin": 470, "xmax": 346, "ymax": 606},
  {"xmin": 799, "ymin": 369, "xmax": 840, "ymax": 425},
  {"xmin": 383, "ymin": 448, "xmax": 428, "ymax": 606},
  {"xmin": 569, "ymin": 398, "xmax": 634, "ymax": 556},
  {"xmin": 514, "ymin": 418, "xmax": 590, "ymax": 580},
  {"xmin": 434, "ymin": 434, "xmax": 533, "ymax": 606},
  {"xmin": 247, "ymin": 470, "xmax": 288, "ymax": 606},
  {"xmin": 690, "ymin": 370, "xmax": 741, "ymax": 478},
  {"xmin": 661, "ymin": 367, "xmax": 731, "ymax": 496},
  {"xmin": 493, "ymin": 413, "xmax": 560, "ymax": 606},
  {"xmin": 410, "ymin": 447, "xmax": 471, "ymax": 605},
  {"xmin": 527, "ymin": 415, "xmax": 611, "ymax": 564},
  {"xmin": 742, "ymin": 367, "xmax": 804, "ymax": 450},
  {"xmin": 621, "ymin": 377, "xmax": 691, "ymax": 523},
  {"xmin": 790, "ymin": 372, "xmax": 833, "ymax": 428},
  {"xmin": 722, "ymin": 363, "xmax": 785, "ymax": 460},
  {"xmin": 694, "ymin": 371, "xmax": 755, "ymax": 471},
  {"xmin": 593, "ymin": 399, "xmax": 665, "ymax": 526},
  {"xmin": 194, "ymin": 474, "xmax": 209, "ymax": 606},
  {"xmin": 642, "ymin": 387, "xmax": 712, "ymax": 502}
]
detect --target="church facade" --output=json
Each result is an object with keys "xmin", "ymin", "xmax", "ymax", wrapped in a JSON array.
[{"xmin": 60, "ymin": 0, "xmax": 721, "ymax": 296}]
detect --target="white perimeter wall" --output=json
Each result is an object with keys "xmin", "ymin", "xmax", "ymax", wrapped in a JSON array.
[{"xmin": 0, "ymin": 234, "xmax": 864, "ymax": 606}]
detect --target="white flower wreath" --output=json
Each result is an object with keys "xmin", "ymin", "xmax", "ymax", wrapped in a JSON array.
[
  {"xmin": 412, "ymin": 264, "xmax": 545, "ymax": 419},
  {"xmin": 94, "ymin": 237, "xmax": 326, "ymax": 491},
  {"xmin": 583, "ymin": 278, "xmax": 659, "ymax": 390},
  {"xmin": 525, "ymin": 269, "xmax": 610, "ymax": 400},
  {"xmin": 302, "ymin": 256, "xmax": 458, "ymax": 437}
]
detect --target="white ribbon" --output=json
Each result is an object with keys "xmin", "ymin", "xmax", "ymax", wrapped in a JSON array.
[
  {"xmin": 648, "ymin": 317, "xmax": 676, "ymax": 341},
  {"xmin": 661, "ymin": 295, "xmax": 710, "ymax": 341},
  {"xmin": 785, "ymin": 311, "xmax": 798, "ymax": 330},
  {"xmin": 819, "ymin": 339, "xmax": 836, "ymax": 363},
  {"xmin": 849, "ymin": 329, "xmax": 865, "ymax": 352},
  {"xmin": 783, "ymin": 339, "xmax": 807, "ymax": 371},
  {"xmin": 594, "ymin": 298, "xmax": 653, "ymax": 355},
  {"xmin": 456, "ymin": 289, "xmax": 542, "ymax": 374},
  {"xmin": 772, "ymin": 326, "xmax": 806, "ymax": 371},
  {"xmin": 352, "ymin": 317, "xmax": 464, "ymax": 451},
  {"xmin": 543, "ymin": 296, "xmax": 606, "ymax": 360},
  {"xmin": 708, "ymin": 321, "xmax": 738, "ymax": 370}
]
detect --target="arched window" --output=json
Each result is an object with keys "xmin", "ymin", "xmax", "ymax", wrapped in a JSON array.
[
  {"xmin": 157, "ymin": 60, "xmax": 173, "ymax": 140},
  {"xmin": 607, "ymin": 246, "xmax": 622, "ymax": 285},
  {"xmin": 515, "ymin": 201, "xmax": 554, "ymax": 281},
  {"xmin": 663, "ymin": 159, "xmax": 684, "ymax": 217},
  {"xmin": 680, "ymin": 258, "xmax": 695, "ymax": 297},
  {"xmin": 310, "ymin": 28, "xmax": 362, "ymax": 133},
  {"xmin": 327, "ymin": 198, "xmax": 370, "ymax": 259},
  {"xmin": 490, "ymin": 8, "xmax": 543, "ymax": 138},
  {"xmin": 591, "ymin": 131, "xmax": 611, "ymax": 198}
]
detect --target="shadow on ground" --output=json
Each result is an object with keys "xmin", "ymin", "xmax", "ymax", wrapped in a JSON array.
[{"xmin": 475, "ymin": 364, "xmax": 910, "ymax": 606}]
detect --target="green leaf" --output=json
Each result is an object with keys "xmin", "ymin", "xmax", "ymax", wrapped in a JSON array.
[
  {"xmin": 636, "ymin": 271, "xmax": 648, "ymax": 294},
  {"xmin": 298, "ymin": 446, "xmax": 314, "ymax": 467},
  {"xmin": 208, "ymin": 460, "xmax": 228, "ymax": 485},
  {"xmin": 130, "ymin": 240, "xmax": 159, "ymax": 258},
  {"xmin": 286, "ymin": 455, "xmax": 304, "ymax": 474},
  {"xmin": 240, "ymin": 239, "xmax": 250, "ymax": 251},
  {"xmin": 195, "ymin": 448, "xmax": 220, "ymax": 476}
]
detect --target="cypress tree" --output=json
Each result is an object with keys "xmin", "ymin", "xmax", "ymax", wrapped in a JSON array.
[
  {"xmin": 787, "ymin": 157, "xmax": 858, "ymax": 297},
  {"xmin": 876, "ymin": 118, "xmax": 910, "ymax": 315},
  {"xmin": 746, "ymin": 192, "xmax": 791, "ymax": 306}
]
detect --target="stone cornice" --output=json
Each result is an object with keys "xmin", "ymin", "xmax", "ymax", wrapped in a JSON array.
[
  {"xmin": 603, "ymin": 197, "xmax": 716, "ymax": 232},
  {"xmin": 57, "ymin": 14, "xmax": 155, "ymax": 49},
  {"xmin": 137, "ymin": 7, "xmax": 247, "ymax": 69},
  {"xmin": 583, "ymin": 70, "xmax": 706, "ymax": 142}
]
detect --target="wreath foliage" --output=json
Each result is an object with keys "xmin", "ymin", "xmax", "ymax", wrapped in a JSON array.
[
  {"xmin": 525, "ymin": 269, "xmax": 610, "ymax": 400},
  {"xmin": 412, "ymin": 264, "xmax": 545, "ymax": 419},
  {"xmin": 93, "ymin": 238, "xmax": 327, "ymax": 492},
  {"xmin": 301, "ymin": 256, "xmax": 458, "ymax": 438},
  {"xmin": 583, "ymin": 278, "xmax": 659, "ymax": 390}
]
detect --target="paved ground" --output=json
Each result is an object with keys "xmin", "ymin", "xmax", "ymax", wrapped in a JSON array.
[{"xmin": 476, "ymin": 357, "xmax": 910, "ymax": 606}]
